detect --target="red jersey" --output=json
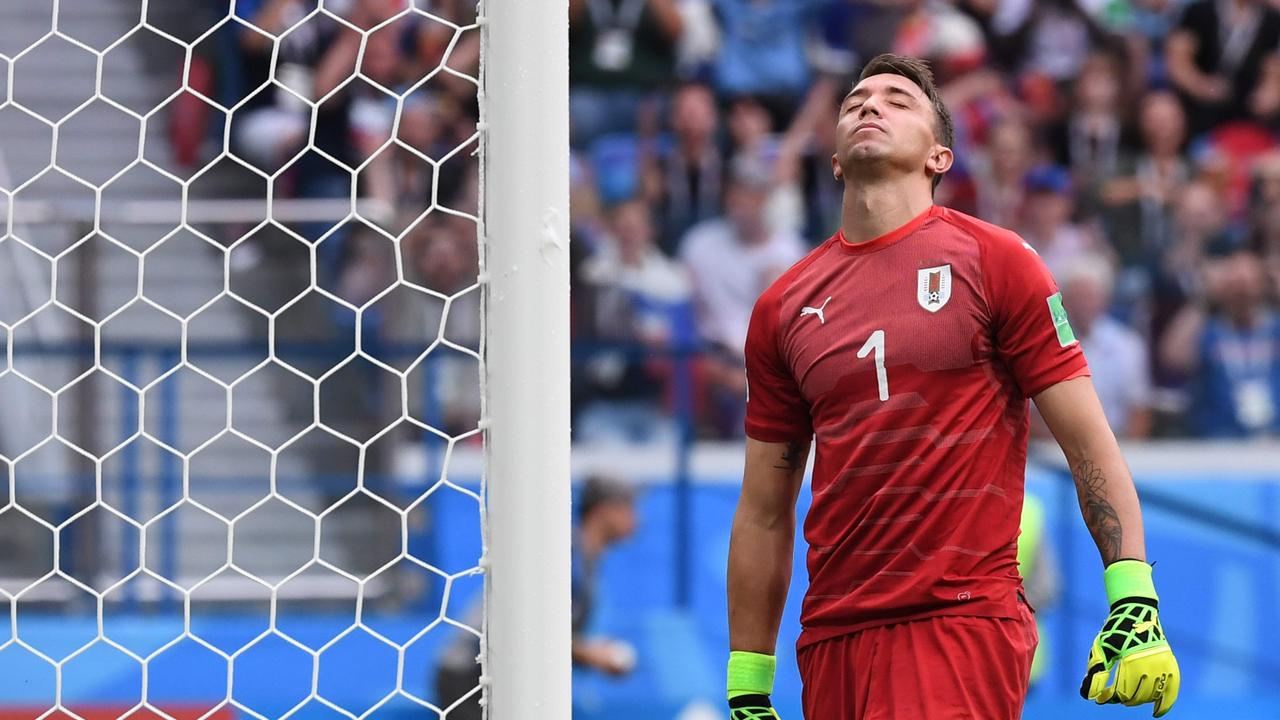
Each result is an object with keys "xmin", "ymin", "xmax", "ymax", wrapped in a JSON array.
[{"xmin": 744, "ymin": 205, "xmax": 1089, "ymax": 650}]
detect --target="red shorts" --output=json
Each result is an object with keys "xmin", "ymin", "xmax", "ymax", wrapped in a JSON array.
[{"xmin": 797, "ymin": 603, "xmax": 1037, "ymax": 720}]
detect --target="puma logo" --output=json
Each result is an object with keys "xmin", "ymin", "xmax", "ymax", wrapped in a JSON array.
[{"xmin": 801, "ymin": 296, "xmax": 832, "ymax": 325}]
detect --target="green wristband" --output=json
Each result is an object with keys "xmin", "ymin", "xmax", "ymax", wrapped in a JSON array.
[
  {"xmin": 727, "ymin": 650, "xmax": 776, "ymax": 699},
  {"xmin": 1103, "ymin": 559, "xmax": 1158, "ymax": 605}
]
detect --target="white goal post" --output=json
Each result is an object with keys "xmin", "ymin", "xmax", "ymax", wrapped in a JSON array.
[
  {"xmin": 0, "ymin": 0, "xmax": 572, "ymax": 716},
  {"xmin": 480, "ymin": 0, "xmax": 573, "ymax": 718}
]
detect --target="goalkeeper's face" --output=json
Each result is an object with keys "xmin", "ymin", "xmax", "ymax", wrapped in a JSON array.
[{"xmin": 832, "ymin": 74, "xmax": 952, "ymax": 187}]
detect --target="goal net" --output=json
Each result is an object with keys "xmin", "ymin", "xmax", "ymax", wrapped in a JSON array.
[{"xmin": 0, "ymin": 0, "xmax": 569, "ymax": 718}]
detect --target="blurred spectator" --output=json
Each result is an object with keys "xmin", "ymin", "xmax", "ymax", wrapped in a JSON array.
[
  {"xmin": 1161, "ymin": 250, "xmax": 1280, "ymax": 437},
  {"xmin": 809, "ymin": 2, "xmax": 912, "ymax": 78},
  {"xmin": 680, "ymin": 156, "xmax": 805, "ymax": 436},
  {"xmin": 711, "ymin": 0, "xmax": 812, "ymax": 110},
  {"xmin": 405, "ymin": 215, "xmax": 482, "ymax": 434},
  {"xmin": 570, "ymin": 156, "xmax": 611, "ymax": 346},
  {"xmin": 988, "ymin": 0, "xmax": 1118, "ymax": 81},
  {"xmin": 645, "ymin": 82, "xmax": 726, "ymax": 253},
  {"xmin": 569, "ymin": 0, "xmax": 684, "ymax": 146},
  {"xmin": 1147, "ymin": 182, "xmax": 1236, "ymax": 375},
  {"xmin": 1254, "ymin": 213, "xmax": 1280, "ymax": 284},
  {"xmin": 681, "ymin": 155, "xmax": 805, "ymax": 354},
  {"xmin": 231, "ymin": 0, "xmax": 322, "ymax": 169},
  {"xmin": 1061, "ymin": 254, "xmax": 1154, "ymax": 438},
  {"xmin": 893, "ymin": 0, "xmax": 989, "ymax": 78},
  {"xmin": 1159, "ymin": 181, "xmax": 1235, "ymax": 295},
  {"xmin": 1138, "ymin": 180, "xmax": 1248, "ymax": 401},
  {"xmin": 1250, "ymin": 152, "xmax": 1280, "ymax": 291},
  {"xmin": 571, "ymin": 155, "xmax": 612, "ymax": 250},
  {"xmin": 396, "ymin": 91, "xmax": 480, "ymax": 209},
  {"xmin": 416, "ymin": 0, "xmax": 481, "ymax": 72},
  {"xmin": 1165, "ymin": 0, "xmax": 1280, "ymax": 134},
  {"xmin": 276, "ymin": 1, "xmax": 427, "ymax": 289},
  {"xmin": 972, "ymin": 117, "xmax": 1035, "ymax": 229},
  {"xmin": 310, "ymin": 1, "xmax": 422, "ymax": 202},
  {"xmin": 577, "ymin": 198, "xmax": 693, "ymax": 442},
  {"xmin": 1120, "ymin": 0, "xmax": 1185, "ymax": 88},
  {"xmin": 409, "ymin": 216, "xmax": 480, "ymax": 304},
  {"xmin": 1249, "ymin": 150, "xmax": 1280, "ymax": 225},
  {"xmin": 1019, "ymin": 164, "xmax": 1100, "ymax": 278},
  {"xmin": 726, "ymin": 95, "xmax": 778, "ymax": 168},
  {"xmin": 675, "ymin": 0, "xmax": 721, "ymax": 76},
  {"xmin": 333, "ymin": 227, "xmax": 396, "ymax": 309},
  {"xmin": 1099, "ymin": 90, "xmax": 1190, "ymax": 270},
  {"xmin": 726, "ymin": 95, "xmax": 815, "ymax": 236},
  {"xmin": 1048, "ymin": 50, "xmax": 1126, "ymax": 206},
  {"xmin": 570, "ymin": 474, "xmax": 642, "ymax": 668},
  {"xmin": 435, "ymin": 475, "xmax": 640, "ymax": 718},
  {"xmin": 771, "ymin": 78, "xmax": 844, "ymax": 240}
]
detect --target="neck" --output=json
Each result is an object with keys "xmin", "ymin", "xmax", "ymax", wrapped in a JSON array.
[
  {"xmin": 1229, "ymin": 306, "xmax": 1260, "ymax": 330},
  {"xmin": 840, "ymin": 177, "xmax": 934, "ymax": 244},
  {"xmin": 620, "ymin": 245, "xmax": 645, "ymax": 266},
  {"xmin": 736, "ymin": 222, "xmax": 768, "ymax": 246},
  {"xmin": 1080, "ymin": 110, "xmax": 1115, "ymax": 129},
  {"xmin": 680, "ymin": 134, "xmax": 711, "ymax": 159},
  {"xmin": 579, "ymin": 519, "xmax": 606, "ymax": 562}
]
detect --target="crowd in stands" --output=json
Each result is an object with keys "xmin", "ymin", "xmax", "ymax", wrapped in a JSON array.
[
  {"xmin": 216, "ymin": 0, "xmax": 1280, "ymax": 441},
  {"xmin": 215, "ymin": 0, "xmax": 483, "ymax": 436}
]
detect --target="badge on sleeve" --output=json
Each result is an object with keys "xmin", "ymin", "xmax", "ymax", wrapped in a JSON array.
[
  {"xmin": 917, "ymin": 265, "xmax": 952, "ymax": 312},
  {"xmin": 1047, "ymin": 292, "xmax": 1077, "ymax": 346}
]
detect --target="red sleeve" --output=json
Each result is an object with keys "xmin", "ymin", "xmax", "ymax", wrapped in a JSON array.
[
  {"xmin": 743, "ymin": 283, "xmax": 813, "ymax": 442},
  {"xmin": 981, "ymin": 232, "xmax": 1090, "ymax": 398}
]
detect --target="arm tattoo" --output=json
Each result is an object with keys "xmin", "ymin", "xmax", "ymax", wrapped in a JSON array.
[
  {"xmin": 1073, "ymin": 459, "xmax": 1123, "ymax": 564},
  {"xmin": 773, "ymin": 440, "xmax": 806, "ymax": 473}
]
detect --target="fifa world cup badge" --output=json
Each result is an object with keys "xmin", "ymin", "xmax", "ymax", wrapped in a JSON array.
[{"xmin": 1047, "ymin": 292, "xmax": 1077, "ymax": 347}]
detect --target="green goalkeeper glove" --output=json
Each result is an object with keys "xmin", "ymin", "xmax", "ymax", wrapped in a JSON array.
[
  {"xmin": 1080, "ymin": 560, "xmax": 1180, "ymax": 717},
  {"xmin": 727, "ymin": 650, "xmax": 780, "ymax": 719}
]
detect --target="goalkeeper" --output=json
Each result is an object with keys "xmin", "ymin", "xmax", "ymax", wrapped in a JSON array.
[{"xmin": 726, "ymin": 53, "xmax": 1178, "ymax": 720}]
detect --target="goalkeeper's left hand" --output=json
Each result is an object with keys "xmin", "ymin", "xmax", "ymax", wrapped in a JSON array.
[
  {"xmin": 1080, "ymin": 560, "xmax": 1180, "ymax": 717},
  {"xmin": 728, "ymin": 650, "xmax": 781, "ymax": 719}
]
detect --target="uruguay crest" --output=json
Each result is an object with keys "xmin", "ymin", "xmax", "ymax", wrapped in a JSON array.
[{"xmin": 917, "ymin": 264, "xmax": 952, "ymax": 312}]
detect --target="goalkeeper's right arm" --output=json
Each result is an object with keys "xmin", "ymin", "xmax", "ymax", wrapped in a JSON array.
[{"xmin": 726, "ymin": 437, "xmax": 810, "ymax": 718}]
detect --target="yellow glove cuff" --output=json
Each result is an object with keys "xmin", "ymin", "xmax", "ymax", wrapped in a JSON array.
[
  {"xmin": 727, "ymin": 650, "xmax": 775, "ymax": 699},
  {"xmin": 1103, "ymin": 559, "xmax": 1158, "ymax": 605}
]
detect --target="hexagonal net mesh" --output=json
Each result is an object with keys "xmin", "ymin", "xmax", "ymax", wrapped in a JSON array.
[{"xmin": 0, "ymin": 1, "xmax": 486, "ymax": 718}]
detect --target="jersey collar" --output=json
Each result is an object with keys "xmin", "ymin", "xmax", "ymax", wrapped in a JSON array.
[{"xmin": 835, "ymin": 204, "xmax": 941, "ymax": 255}]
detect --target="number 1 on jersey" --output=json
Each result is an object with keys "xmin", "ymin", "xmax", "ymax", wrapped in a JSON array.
[{"xmin": 856, "ymin": 329, "xmax": 889, "ymax": 401}]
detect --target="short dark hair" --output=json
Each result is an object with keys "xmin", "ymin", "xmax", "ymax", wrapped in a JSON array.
[
  {"xmin": 577, "ymin": 474, "xmax": 635, "ymax": 521},
  {"xmin": 856, "ymin": 54, "xmax": 954, "ymax": 189}
]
